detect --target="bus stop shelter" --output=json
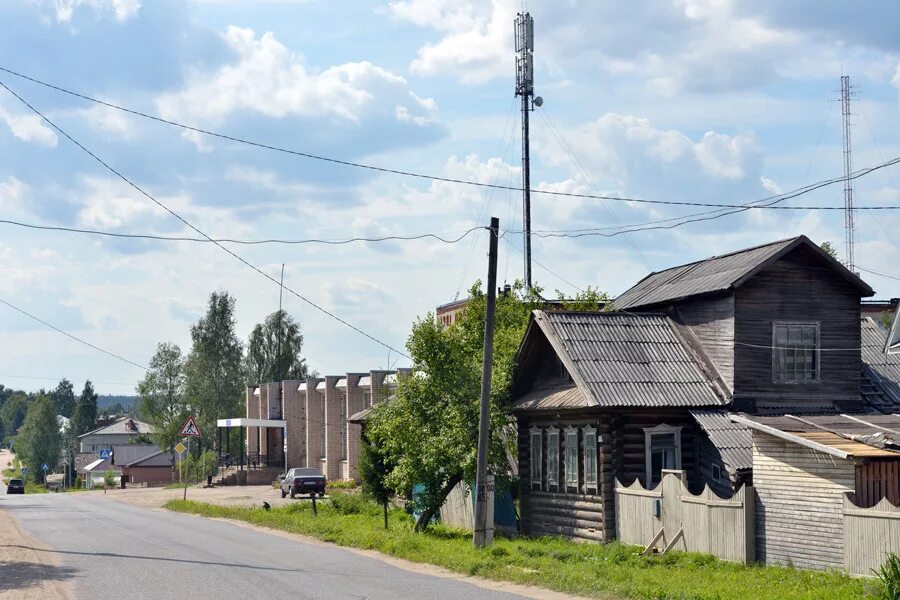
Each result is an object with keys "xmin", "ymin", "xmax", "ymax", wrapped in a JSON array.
[{"xmin": 216, "ymin": 418, "xmax": 287, "ymax": 470}]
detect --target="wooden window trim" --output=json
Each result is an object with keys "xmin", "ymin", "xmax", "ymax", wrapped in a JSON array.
[
  {"xmin": 564, "ymin": 426, "xmax": 579, "ymax": 490},
  {"xmin": 771, "ymin": 320, "xmax": 821, "ymax": 384},
  {"xmin": 583, "ymin": 426, "xmax": 598, "ymax": 493},
  {"xmin": 547, "ymin": 427, "xmax": 559, "ymax": 489},
  {"xmin": 529, "ymin": 426, "xmax": 542, "ymax": 490},
  {"xmin": 643, "ymin": 424, "xmax": 682, "ymax": 487}
]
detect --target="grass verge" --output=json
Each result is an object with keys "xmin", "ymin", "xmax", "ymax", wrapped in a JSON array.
[
  {"xmin": 164, "ymin": 495, "xmax": 877, "ymax": 600},
  {"xmin": 2, "ymin": 457, "xmax": 47, "ymax": 494}
]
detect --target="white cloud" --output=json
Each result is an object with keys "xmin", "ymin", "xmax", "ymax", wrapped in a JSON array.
[
  {"xmin": 0, "ymin": 103, "xmax": 58, "ymax": 147},
  {"xmin": 76, "ymin": 177, "xmax": 169, "ymax": 228},
  {"xmin": 82, "ymin": 103, "xmax": 135, "ymax": 138},
  {"xmin": 156, "ymin": 26, "xmax": 438, "ymax": 130},
  {"xmin": 0, "ymin": 176, "xmax": 29, "ymax": 214},
  {"xmin": 49, "ymin": 0, "xmax": 141, "ymax": 23}
]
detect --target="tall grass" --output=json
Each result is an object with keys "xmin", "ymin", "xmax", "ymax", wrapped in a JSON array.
[
  {"xmin": 874, "ymin": 553, "xmax": 900, "ymax": 600},
  {"xmin": 165, "ymin": 496, "xmax": 876, "ymax": 600}
]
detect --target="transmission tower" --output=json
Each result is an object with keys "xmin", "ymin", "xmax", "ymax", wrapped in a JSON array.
[
  {"xmin": 841, "ymin": 74, "xmax": 856, "ymax": 273},
  {"xmin": 515, "ymin": 12, "xmax": 542, "ymax": 289}
]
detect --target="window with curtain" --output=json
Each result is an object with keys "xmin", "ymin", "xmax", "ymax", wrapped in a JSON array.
[
  {"xmin": 547, "ymin": 427, "xmax": 559, "ymax": 488},
  {"xmin": 772, "ymin": 322, "xmax": 820, "ymax": 383},
  {"xmin": 583, "ymin": 426, "xmax": 598, "ymax": 493},
  {"xmin": 565, "ymin": 427, "xmax": 579, "ymax": 488},
  {"xmin": 530, "ymin": 427, "xmax": 542, "ymax": 489}
]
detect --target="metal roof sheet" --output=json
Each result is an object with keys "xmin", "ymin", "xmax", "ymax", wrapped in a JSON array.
[
  {"xmin": 111, "ymin": 444, "xmax": 160, "ymax": 466},
  {"xmin": 615, "ymin": 236, "xmax": 872, "ymax": 310},
  {"xmin": 861, "ymin": 317, "xmax": 900, "ymax": 412},
  {"xmin": 690, "ymin": 409, "xmax": 752, "ymax": 471},
  {"xmin": 537, "ymin": 311, "xmax": 725, "ymax": 408},
  {"xmin": 735, "ymin": 413, "xmax": 900, "ymax": 458}
]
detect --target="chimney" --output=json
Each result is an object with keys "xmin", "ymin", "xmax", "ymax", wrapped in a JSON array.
[{"xmin": 127, "ymin": 419, "xmax": 136, "ymax": 432}]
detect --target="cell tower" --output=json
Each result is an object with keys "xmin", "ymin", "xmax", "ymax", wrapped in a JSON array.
[
  {"xmin": 515, "ymin": 12, "xmax": 542, "ymax": 289},
  {"xmin": 841, "ymin": 74, "xmax": 856, "ymax": 273}
]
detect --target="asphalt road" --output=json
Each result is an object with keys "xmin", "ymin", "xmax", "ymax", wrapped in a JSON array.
[{"xmin": 2, "ymin": 493, "xmax": 530, "ymax": 600}]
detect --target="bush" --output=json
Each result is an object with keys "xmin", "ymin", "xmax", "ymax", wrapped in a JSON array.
[
  {"xmin": 874, "ymin": 552, "xmax": 900, "ymax": 600},
  {"xmin": 329, "ymin": 492, "xmax": 379, "ymax": 516}
]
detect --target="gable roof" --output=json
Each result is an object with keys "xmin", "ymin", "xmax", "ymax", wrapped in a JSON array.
[
  {"xmin": 516, "ymin": 310, "xmax": 726, "ymax": 409},
  {"xmin": 615, "ymin": 235, "xmax": 874, "ymax": 310},
  {"xmin": 127, "ymin": 450, "xmax": 173, "ymax": 468},
  {"xmin": 111, "ymin": 444, "xmax": 162, "ymax": 466},
  {"xmin": 78, "ymin": 417, "xmax": 154, "ymax": 439}
]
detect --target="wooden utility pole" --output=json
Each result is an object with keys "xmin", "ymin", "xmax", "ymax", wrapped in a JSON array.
[{"xmin": 473, "ymin": 217, "xmax": 499, "ymax": 548}]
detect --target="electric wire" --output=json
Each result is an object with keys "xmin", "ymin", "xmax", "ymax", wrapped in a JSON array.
[
  {"xmin": 0, "ymin": 219, "xmax": 484, "ymax": 246},
  {"xmin": 5, "ymin": 66, "xmax": 900, "ymax": 211},
  {"xmin": 857, "ymin": 266, "xmax": 900, "ymax": 283},
  {"xmin": 0, "ymin": 79, "xmax": 412, "ymax": 360},
  {"xmin": 0, "ymin": 295, "xmax": 148, "ymax": 371}
]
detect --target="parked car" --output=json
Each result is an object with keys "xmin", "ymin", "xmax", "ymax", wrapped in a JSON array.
[
  {"xmin": 6, "ymin": 478, "xmax": 25, "ymax": 494},
  {"xmin": 280, "ymin": 467, "xmax": 326, "ymax": 499}
]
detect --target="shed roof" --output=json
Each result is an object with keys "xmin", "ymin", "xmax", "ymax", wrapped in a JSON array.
[
  {"xmin": 348, "ymin": 406, "xmax": 375, "ymax": 423},
  {"xmin": 514, "ymin": 384, "xmax": 592, "ymax": 411},
  {"xmin": 522, "ymin": 310, "xmax": 725, "ymax": 408},
  {"xmin": 127, "ymin": 450, "xmax": 173, "ymax": 468},
  {"xmin": 615, "ymin": 236, "xmax": 873, "ymax": 310},
  {"xmin": 732, "ymin": 413, "xmax": 900, "ymax": 459},
  {"xmin": 111, "ymin": 444, "xmax": 161, "ymax": 466},
  {"xmin": 690, "ymin": 409, "xmax": 752, "ymax": 472}
]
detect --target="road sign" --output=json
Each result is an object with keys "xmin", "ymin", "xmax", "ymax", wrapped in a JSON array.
[
  {"xmin": 174, "ymin": 442, "xmax": 186, "ymax": 455},
  {"xmin": 99, "ymin": 449, "xmax": 111, "ymax": 460},
  {"xmin": 179, "ymin": 416, "xmax": 202, "ymax": 438},
  {"xmin": 41, "ymin": 463, "xmax": 49, "ymax": 472},
  {"xmin": 21, "ymin": 466, "xmax": 28, "ymax": 476}
]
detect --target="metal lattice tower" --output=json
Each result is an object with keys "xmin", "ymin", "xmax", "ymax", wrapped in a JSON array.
[
  {"xmin": 841, "ymin": 74, "xmax": 856, "ymax": 273},
  {"xmin": 515, "ymin": 12, "xmax": 535, "ymax": 289}
]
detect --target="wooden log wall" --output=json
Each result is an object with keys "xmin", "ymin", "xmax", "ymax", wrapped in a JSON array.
[
  {"xmin": 517, "ymin": 411, "xmax": 612, "ymax": 541},
  {"xmin": 753, "ymin": 431, "xmax": 855, "ymax": 570}
]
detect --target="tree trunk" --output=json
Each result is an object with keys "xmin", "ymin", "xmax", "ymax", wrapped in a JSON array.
[
  {"xmin": 383, "ymin": 501, "xmax": 388, "ymax": 530},
  {"xmin": 414, "ymin": 472, "xmax": 462, "ymax": 532}
]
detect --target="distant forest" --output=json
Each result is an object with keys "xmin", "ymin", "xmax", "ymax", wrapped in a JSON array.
[{"xmin": 97, "ymin": 395, "xmax": 136, "ymax": 410}]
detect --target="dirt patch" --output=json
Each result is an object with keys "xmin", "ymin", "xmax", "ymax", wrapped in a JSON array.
[{"xmin": 0, "ymin": 507, "xmax": 76, "ymax": 600}]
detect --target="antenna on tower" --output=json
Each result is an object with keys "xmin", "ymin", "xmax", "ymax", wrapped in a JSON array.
[
  {"xmin": 515, "ymin": 12, "xmax": 541, "ymax": 290},
  {"xmin": 840, "ymin": 74, "xmax": 856, "ymax": 274}
]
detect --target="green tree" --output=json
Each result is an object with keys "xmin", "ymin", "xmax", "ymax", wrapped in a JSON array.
[
  {"xmin": 17, "ymin": 395, "xmax": 62, "ymax": 483},
  {"xmin": 71, "ymin": 380, "xmax": 98, "ymax": 436},
  {"xmin": 185, "ymin": 292, "xmax": 244, "ymax": 452},
  {"xmin": 0, "ymin": 392, "xmax": 29, "ymax": 434},
  {"xmin": 820, "ymin": 241, "xmax": 838, "ymax": 260},
  {"xmin": 245, "ymin": 309, "xmax": 310, "ymax": 384},
  {"xmin": 359, "ymin": 433, "xmax": 393, "ymax": 529},
  {"xmin": 50, "ymin": 378, "xmax": 76, "ymax": 418},
  {"xmin": 137, "ymin": 342, "xmax": 188, "ymax": 475}
]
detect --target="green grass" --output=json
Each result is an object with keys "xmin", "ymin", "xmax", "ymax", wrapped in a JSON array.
[{"xmin": 165, "ymin": 495, "xmax": 877, "ymax": 600}]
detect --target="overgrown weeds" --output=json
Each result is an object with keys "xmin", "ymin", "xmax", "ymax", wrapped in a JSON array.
[{"xmin": 874, "ymin": 553, "xmax": 900, "ymax": 600}]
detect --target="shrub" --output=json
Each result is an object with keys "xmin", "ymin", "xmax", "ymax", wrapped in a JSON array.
[{"xmin": 874, "ymin": 552, "xmax": 900, "ymax": 600}]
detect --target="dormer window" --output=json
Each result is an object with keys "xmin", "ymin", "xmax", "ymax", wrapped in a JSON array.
[{"xmin": 772, "ymin": 322, "xmax": 820, "ymax": 383}]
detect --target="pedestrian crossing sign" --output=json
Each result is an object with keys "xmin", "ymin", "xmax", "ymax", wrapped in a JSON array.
[{"xmin": 179, "ymin": 416, "xmax": 202, "ymax": 438}]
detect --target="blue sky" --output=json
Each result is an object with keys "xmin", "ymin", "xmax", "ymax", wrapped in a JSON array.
[{"xmin": 2, "ymin": 0, "xmax": 900, "ymax": 395}]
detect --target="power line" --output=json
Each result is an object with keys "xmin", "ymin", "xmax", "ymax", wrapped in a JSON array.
[
  {"xmin": 0, "ymin": 219, "xmax": 484, "ymax": 246},
  {"xmin": 0, "ymin": 79, "xmax": 412, "ymax": 361},
  {"xmin": 857, "ymin": 266, "xmax": 900, "ymax": 283},
  {"xmin": 4, "ymin": 65, "xmax": 900, "ymax": 211},
  {"xmin": 0, "ymin": 296, "xmax": 148, "ymax": 371}
]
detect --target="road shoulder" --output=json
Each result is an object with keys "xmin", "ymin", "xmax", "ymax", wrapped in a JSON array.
[{"xmin": 0, "ymin": 505, "xmax": 76, "ymax": 600}]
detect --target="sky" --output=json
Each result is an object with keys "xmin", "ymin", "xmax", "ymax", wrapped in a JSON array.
[{"xmin": 2, "ymin": 0, "xmax": 900, "ymax": 395}]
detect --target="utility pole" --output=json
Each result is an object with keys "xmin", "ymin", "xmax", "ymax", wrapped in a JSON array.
[
  {"xmin": 473, "ymin": 217, "xmax": 499, "ymax": 548},
  {"xmin": 841, "ymin": 74, "xmax": 856, "ymax": 273},
  {"xmin": 515, "ymin": 13, "xmax": 542, "ymax": 290}
]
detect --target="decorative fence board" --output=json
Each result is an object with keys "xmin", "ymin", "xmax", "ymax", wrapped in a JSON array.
[
  {"xmin": 615, "ymin": 470, "xmax": 754, "ymax": 564},
  {"xmin": 844, "ymin": 494, "xmax": 900, "ymax": 576}
]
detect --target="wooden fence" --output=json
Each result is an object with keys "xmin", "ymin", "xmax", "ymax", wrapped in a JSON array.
[
  {"xmin": 615, "ymin": 470, "xmax": 754, "ymax": 564},
  {"xmin": 844, "ymin": 493, "xmax": 900, "ymax": 576}
]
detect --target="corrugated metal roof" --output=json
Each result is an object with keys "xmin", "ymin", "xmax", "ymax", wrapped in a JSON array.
[
  {"xmin": 348, "ymin": 406, "xmax": 375, "ymax": 423},
  {"xmin": 861, "ymin": 317, "xmax": 900, "ymax": 412},
  {"xmin": 539, "ymin": 311, "xmax": 725, "ymax": 408},
  {"xmin": 690, "ymin": 409, "xmax": 752, "ymax": 472},
  {"xmin": 514, "ymin": 384, "xmax": 591, "ymax": 411},
  {"xmin": 78, "ymin": 417, "xmax": 154, "ymax": 438},
  {"xmin": 736, "ymin": 413, "xmax": 900, "ymax": 457},
  {"xmin": 111, "ymin": 444, "xmax": 160, "ymax": 466},
  {"xmin": 128, "ymin": 450, "xmax": 173, "ymax": 468},
  {"xmin": 615, "ymin": 236, "xmax": 872, "ymax": 310}
]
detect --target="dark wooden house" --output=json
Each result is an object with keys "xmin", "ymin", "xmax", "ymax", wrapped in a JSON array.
[{"xmin": 513, "ymin": 235, "xmax": 900, "ymax": 543}]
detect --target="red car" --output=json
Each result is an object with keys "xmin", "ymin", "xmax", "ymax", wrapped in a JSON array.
[{"xmin": 280, "ymin": 468, "xmax": 326, "ymax": 499}]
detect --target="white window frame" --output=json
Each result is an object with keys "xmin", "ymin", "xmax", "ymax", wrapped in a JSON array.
[
  {"xmin": 564, "ymin": 426, "xmax": 579, "ymax": 489},
  {"xmin": 772, "ymin": 321, "xmax": 821, "ymax": 384},
  {"xmin": 530, "ymin": 426, "xmax": 542, "ymax": 490},
  {"xmin": 364, "ymin": 391, "xmax": 372, "ymax": 407},
  {"xmin": 643, "ymin": 424, "xmax": 682, "ymax": 487},
  {"xmin": 546, "ymin": 427, "xmax": 559, "ymax": 489},
  {"xmin": 583, "ymin": 426, "xmax": 598, "ymax": 494}
]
